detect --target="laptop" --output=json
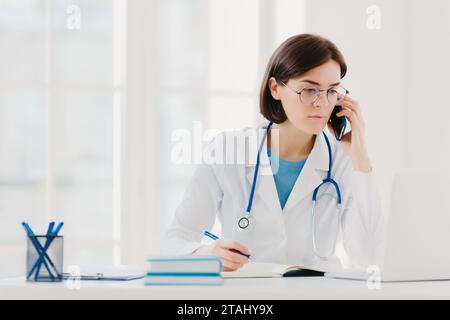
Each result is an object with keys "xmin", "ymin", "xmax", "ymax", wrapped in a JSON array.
[{"xmin": 326, "ymin": 172, "xmax": 450, "ymax": 282}]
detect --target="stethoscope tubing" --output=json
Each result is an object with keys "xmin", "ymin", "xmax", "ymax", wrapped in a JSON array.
[{"xmin": 240, "ymin": 122, "xmax": 343, "ymax": 260}]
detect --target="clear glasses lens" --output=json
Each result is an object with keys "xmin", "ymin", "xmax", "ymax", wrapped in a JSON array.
[
  {"xmin": 300, "ymin": 88, "xmax": 319, "ymax": 104},
  {"xmin": 328, "ymin": 86, "xmax": 348, "ymax": 104},
  {"xmin": 300, "ymin": 87, "xmax": 348, "ymax": 105}
]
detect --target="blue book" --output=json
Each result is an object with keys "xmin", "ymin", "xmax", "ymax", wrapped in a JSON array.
[
  {"xmin": 147, "ymin": 255, "xmax": 222, "ymax": 275},
  {"xmin": 145, "ymin": 274, "xmax": 223, "ymax": 286},
  {"xmin": 146, "ymin": 255, "xmax": 223, "ymax": 285}
]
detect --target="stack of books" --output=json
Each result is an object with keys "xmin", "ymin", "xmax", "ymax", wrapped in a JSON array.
[{"xmin": 145, "ymin": 255, "xmax": 223, "ymax": 285}]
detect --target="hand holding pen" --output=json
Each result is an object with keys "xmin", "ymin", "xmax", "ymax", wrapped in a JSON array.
[{"xmin": 192, "ymin": 231, "xmax": 251, "ymax": 272}]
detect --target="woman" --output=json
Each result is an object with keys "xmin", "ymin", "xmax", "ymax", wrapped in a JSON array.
[{"xmin": 161, "ymin": 34, "xmax": 384, "ymax": 273}]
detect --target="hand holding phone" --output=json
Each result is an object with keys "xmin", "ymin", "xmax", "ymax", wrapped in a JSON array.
[{"xmin": 329, "ymin": 106, "xmax": 347, "ymax": 141}]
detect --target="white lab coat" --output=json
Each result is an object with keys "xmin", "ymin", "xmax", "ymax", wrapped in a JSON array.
[{"xmin": 161, "ymin": 122, "xmax": 386, "ymax": 272}]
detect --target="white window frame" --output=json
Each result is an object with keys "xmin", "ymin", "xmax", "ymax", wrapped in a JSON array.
[{"xmin": 0, "ymin": 0, "xmax": 127, "ymax": 268}]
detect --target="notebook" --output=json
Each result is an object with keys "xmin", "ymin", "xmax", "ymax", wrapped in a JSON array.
[
  {"xmin": 62, "ymin": 265, "xmax": 146, "ymax": 281},
  {"xmin": 221, "ymin": 262, "xmax": 325, "ymax": 278}
]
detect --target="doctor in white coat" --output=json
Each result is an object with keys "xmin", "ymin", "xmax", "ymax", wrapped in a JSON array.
[{"xmin": 161, "ymin": 34, "xmax": 385, "ymax": 272}]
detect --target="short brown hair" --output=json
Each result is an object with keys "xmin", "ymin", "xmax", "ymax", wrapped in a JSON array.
[{"xmin": 259, "ymin": 34, "xmax": 347, "ymax": 124}]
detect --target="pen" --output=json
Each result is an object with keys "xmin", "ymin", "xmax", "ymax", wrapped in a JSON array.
[
  {"xmin": 203, "ymin": 231, "xmax": 251, "ymax": 259},
  {"xmin": 34, "ymin": 222, "xmax": 55, "ymax": 280},
  {"xmin": 33, "ymin": 222, "xmax": 64, "ymax": 280}
]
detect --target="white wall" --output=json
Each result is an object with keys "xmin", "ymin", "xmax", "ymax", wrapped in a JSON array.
[
  {"xmin": 304, "ymin": 0, "xmax": 450, "ymax": 216},
  {"xmin": 405, "ymin": 0, "xmax": 450, "ymax": 172}
]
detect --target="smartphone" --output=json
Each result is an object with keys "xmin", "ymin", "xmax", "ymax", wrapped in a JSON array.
[{"xmin": 329, "ymin": 106, "xmax": 347, "ymax": 141}]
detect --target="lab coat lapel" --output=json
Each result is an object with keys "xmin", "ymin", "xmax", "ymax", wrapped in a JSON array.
[
  {"xmin": 246, "ymin": 128, "xmax": 282, "ymax": 215},
  {"xmin": 282, "ymin": 132, "xmax": 330, "ymax": 212}
]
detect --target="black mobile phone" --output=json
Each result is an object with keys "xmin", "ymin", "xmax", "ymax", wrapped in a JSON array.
[{"xmin": 329, "ymin": 106, "xmax": 347, "ymax": 141}]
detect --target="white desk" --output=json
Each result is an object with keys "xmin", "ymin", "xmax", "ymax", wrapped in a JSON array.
[{"xmin": 1, "ymin": 277, "xmax": 450, "ymax": 299}]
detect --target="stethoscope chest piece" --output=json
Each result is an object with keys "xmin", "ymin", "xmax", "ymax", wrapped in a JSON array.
[{"xmin": 237, "ymin": 215, "xmax": 255, "ymax": 233}]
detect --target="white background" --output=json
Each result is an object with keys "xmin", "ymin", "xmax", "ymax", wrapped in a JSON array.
[{"xmin": 1, "ymin": 0, "xmax": 449, "ymax": 277}]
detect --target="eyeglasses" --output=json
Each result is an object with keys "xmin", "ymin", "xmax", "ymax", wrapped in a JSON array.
[{"xmin": 280, "ymin": 81, "xmax": 349, "ymax": 105}]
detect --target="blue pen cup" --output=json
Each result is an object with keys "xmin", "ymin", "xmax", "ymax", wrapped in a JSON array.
[{"xmin": 26, "ymin": 235, "xmax": 64, "ymax": 282}]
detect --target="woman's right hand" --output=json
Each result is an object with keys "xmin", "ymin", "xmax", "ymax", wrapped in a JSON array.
[{"xmin": 193, "ymin": 239, "xmax": 251, "ymax": 271}]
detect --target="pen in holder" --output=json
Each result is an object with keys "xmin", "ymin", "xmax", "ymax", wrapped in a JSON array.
[{"xmin": 23, "ymin": 222, "xmax": 64, "ymax": 282}]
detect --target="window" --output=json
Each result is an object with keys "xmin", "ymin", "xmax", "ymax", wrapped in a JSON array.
[{"xmin": 0, "ymin": 0, "xmax": 126, "ymax": 277}]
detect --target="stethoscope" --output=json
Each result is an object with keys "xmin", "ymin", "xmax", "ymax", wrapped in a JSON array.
[{"xmin": 237, "ymin": 122, "xmax": 343, "ymax": 260}]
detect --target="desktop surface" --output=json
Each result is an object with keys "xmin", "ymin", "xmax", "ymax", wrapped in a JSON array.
[{"xmin": 1, "ymin": 276, "xmax": 450, "ymax": 300}]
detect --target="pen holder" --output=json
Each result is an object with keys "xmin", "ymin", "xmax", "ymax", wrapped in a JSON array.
[{"xmin": 26, "ymin": 235, "xmax": 64, "ymax": 282}]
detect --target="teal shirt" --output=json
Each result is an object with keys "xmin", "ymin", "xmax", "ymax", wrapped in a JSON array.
[{"xmin": 267, "ymin": 148, "xmax": 308, "ymax": 210}]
